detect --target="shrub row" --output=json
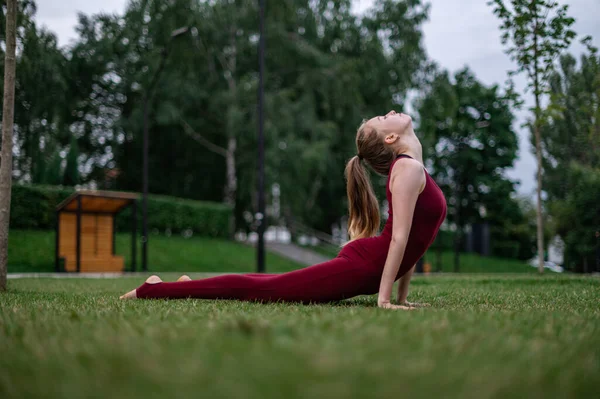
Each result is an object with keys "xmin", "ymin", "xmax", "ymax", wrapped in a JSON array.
[{"xmin": 10, "ymin": 185, "xmax": 232, "ymax": 238}]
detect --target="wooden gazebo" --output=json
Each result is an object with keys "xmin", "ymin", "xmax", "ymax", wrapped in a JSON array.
[{"xmin": 55, "ymin": 190, "xmax": 139, "ymax": 273}]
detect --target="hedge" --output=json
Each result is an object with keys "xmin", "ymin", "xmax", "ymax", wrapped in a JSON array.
[{"xmin": 9, "ymin": 185, "xmax": 232, "ymax": 239}]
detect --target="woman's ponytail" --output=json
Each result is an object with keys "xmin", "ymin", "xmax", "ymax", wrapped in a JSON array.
[{"xmin": 345, "ymin": 155, "xmax": 380, "ymax": 241}]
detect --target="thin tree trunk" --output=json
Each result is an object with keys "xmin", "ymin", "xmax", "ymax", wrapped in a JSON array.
[
  {"xmin": 222, "ymin": 24, "xmax": 238, "ymax": 236},
  {"xmin": 534, "ymin": 121, "xmax": 545, "ymax": 274},
  {"xmin": 224, "ymin": 137, "xmax": 237, "ymax": 209},
  {"xmin": 224, "ymin": 136, "xmax": 237, "ymax": 237},
  {"xmin": 0, "ymin": 0, "xmax": 18, "ymax": 291},
  {"xmin": 533, "ymin": 6, "xmax": 545, "ymax": 274}
]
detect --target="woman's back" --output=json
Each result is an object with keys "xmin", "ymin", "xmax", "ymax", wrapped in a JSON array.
[{"xmin": 340, "ymin": 154, "xmax": 447, "ymax": 279}]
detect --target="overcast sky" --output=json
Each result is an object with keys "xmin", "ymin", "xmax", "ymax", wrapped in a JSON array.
[{"xmin": 35, "ymin": 0, "xmax": 600, "ymax": 197}]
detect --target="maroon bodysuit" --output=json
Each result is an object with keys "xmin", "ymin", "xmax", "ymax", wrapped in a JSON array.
[{"xmin": 135, "ymin": 155, "xmax": 447, "ymax": 302}]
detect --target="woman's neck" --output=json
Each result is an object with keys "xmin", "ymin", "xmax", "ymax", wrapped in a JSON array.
[{"xmin": 396, "ymin": 131, "xmax": 423, "ymax": 164}]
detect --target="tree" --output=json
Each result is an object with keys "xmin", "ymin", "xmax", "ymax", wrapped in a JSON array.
[
  {"xmin": 417, "ymin": 68, "xmax": 519, "ymax": 271},
  {"xmin": 0, "ymin": 0, "xmax": 18, "ymax": 291},
  {"xmin": 2, "ymin": 0, "xmax": 428, "ymax": 239},
  {"xmin": 489, "ymin": 0, "xmax": 577, "ymax": 273},
  {"xmin": 0, "ymin": 1, "xmax": 67, "ymax": 184},
  {"xmin": 542, "ymin": 46, "xmax": 600, "ymax": 271},
  {"xmin": 63, "ymin": 136, "xmax": 80, "ymax": 186}
]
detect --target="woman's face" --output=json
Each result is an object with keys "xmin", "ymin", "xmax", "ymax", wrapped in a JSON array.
[{"xmin": 365, "ymin": 110, "xmax": 412, "ymax": 136}]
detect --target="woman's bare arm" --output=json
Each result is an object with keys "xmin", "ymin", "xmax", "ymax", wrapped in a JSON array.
[
  {"xmin": 397, "ymin": 264, "xmax": 415, "ymax": 304},
  {"xmin": 396, "ymin": 265, "xmax": 430, "ymax": 307},
  {"xmin": 377, "ymin": 159, "xmax": 425, "ymax": 310}
]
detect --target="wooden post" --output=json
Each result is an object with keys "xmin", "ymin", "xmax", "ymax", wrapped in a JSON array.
[
  {"xmin": 55, "ymin": 211, "xmax": 60, "ymax": 272},
  {"xmin": 76, "ymin": 196, "xmax": 82, "ymax": 273},
  {"xmin": 112, "ymin": 216, "xmax": 116, "ymax": 256},
  {"xmin": 131, "ymin": 200, "xmax": 137, "ymax": 272}
]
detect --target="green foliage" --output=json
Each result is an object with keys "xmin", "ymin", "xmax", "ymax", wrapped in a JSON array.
[
  {"xmin": 488, "ymin": 0, "xmax": 579, "ymax": 272},
  {"xmin": 1, "ymin": 276, "xmax": 599, "ymax": 398},
  {"xmin": 62, "ymin": 136, "xmax": 79, "ymax": 186},
  {"xmin": 9, "ymin": 185, "xmax": 72, "ymax": 230},
  {"xmin": 9, "ymin": 185, "xmax": 232, "ymax": 238},
  {"xmin": 4, "ymin": 0, "xmax": 431, "ymax": 234},
  {"xmin": 542, "ymin": 49, "xmax": 600, "ymax": 271},
  {"xmin": 417, "ymin": 67, "xmax": 522, "ymax": 266},
  {"xmin": 549, "ymin": 164, "xmax": 600, "ymax": 272},
  {"xmin": 488, "ymin": 0, "xmax": 577, "ymax": 100},
  {"xmin": 0, "ymin": 1, "xmax": 67, "ymax": 183},
  {"xmin": 42, "ymin": 152, "xmax": 63, "ymax": 185},
  {"xmin": 116, "ymin": 194, "xmax": 232, "ymax": 238}
]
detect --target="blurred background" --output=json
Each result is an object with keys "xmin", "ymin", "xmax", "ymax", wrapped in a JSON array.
[{"xmin": 3, "ymin": 0, "xmax": 599, "ymax": 274}]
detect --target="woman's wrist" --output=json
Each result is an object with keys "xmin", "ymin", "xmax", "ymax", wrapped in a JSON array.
[{"xmin": 378, "ymin": 296, "xmax": 391, "ymax": 306}]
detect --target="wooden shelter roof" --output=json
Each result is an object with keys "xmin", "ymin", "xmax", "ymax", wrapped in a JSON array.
[{"xmin": 56, "ymin": 190, "xmax": 139, "ymax": 214}]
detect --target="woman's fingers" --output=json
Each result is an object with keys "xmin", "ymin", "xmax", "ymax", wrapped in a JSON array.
[
  {"xmin": 402, "ymin": 301, "xmax": 431, "ymax": 308},
  {"xmin": 379, "ymin": 302, "xmax": 415, "ymax": 310}
]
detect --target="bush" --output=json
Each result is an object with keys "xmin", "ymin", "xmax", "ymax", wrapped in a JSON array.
[
  {"xmin": 10, "ymin": 185, "xmax": 232, "ymax": 238},
  {"xmin": 10, "ymin": 185, "xmax": 73, "ymax": 229},
  {"xmin": 491, "ymin": 241, "xmax": 520, "ymax": 259},
  {"xmin": 431, "ymin": 229, "xmax": 455, "ymax": 251}
]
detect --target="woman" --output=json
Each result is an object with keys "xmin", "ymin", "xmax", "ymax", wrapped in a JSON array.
[{"xmin": 121, "ymin": 110, "xmax": 447, "ymax": 310}]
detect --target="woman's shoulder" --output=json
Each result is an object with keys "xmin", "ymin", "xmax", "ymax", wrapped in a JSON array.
[{"xmin": 389, "ymin": 157, "xmax": 426, "ymax": 194}]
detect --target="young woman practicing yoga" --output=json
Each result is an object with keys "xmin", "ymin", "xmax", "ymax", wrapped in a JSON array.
[{"xmin": 120, "ymin": 110, "xmax": 447, "ymax": 310}]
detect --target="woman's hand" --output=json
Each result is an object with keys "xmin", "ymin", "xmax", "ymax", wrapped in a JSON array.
[
  {"xmin": 399, "ymin": 300, "xmax": 431, "ymax": 308},
  {"xmin": 378, "ymin": 300, "xmax": 414, "ymax": 310}
]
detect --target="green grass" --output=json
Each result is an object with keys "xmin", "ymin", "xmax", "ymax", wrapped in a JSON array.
[
  {"xmin": 1, "ymin": 275, "xmax": 598, "ymax": 398},
  {"xmin": 309, "ymin": 244, "xmax": 535, "ymax": 273},
  {"xmin": 7, "ymin": 230, "xmax": 301, "ymax": 273}
]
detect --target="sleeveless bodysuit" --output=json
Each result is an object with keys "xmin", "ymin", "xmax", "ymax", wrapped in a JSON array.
[{"xmin": 135, "ymin": 155, "xmax": 447, "ymax": 302}]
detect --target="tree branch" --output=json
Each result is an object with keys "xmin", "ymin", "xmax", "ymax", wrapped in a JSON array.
[{"xmin": 180, "ymin": 119, "xmax": 227, "ymax": 157}]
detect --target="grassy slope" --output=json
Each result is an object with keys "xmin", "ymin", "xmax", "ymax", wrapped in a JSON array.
[
  {"xmin": 0, "ymin": 275, "xmax": 598, "ymax": 398},
  {"xmin": 309, "ymin": 244, "xmax": 535, "ymax": 273},
  {"xmin": 7, "ymin": 230, "xmax": 301, "ymax": 273}
]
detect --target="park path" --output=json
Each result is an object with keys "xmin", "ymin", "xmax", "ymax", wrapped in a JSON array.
[{"xmin": 265, "ymin": 242, "xmax": 332, "ymax": 266}]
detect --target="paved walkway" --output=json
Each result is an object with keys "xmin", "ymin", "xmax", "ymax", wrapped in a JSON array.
[{"xmin": 266, "ymin": 242, "xmax": 332, "ymax": 266}]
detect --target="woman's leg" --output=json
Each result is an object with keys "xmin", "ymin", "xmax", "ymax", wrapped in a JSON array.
[{"xmin": 131, "ymin": 256, "xmax": 378, "ymax": 303}]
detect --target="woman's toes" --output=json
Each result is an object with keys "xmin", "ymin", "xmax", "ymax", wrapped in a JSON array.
[
  {"xmin": 146, "ymin": 275, "xmax": 163, "ymax": 284},
  {"xmin": 120, "ymin": 289, "xmax": 137, "ymax": 300},
  {"xmin": 177, "ymin": 275, "xmax": 192, "ymax": 282}
]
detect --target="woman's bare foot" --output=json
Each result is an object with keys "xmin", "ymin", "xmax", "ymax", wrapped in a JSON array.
[
  {"xmin": 145, "ymin": 275, "xmax": 163, "ymax": 284},
  {"xmin": 119, "ymin": 275, "xmax": 163, "ymax": 300},
  {"xmin": 177, "ymin": 275, "xmax": 192, "ymax": 282}
]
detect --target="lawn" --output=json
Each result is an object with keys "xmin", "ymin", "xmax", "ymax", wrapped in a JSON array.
[
  {"xmin": 7, "ymin": 230, "xmax": 302, "ymax": 273},
  {"xmin": 1, "ymin": 275, "xmax": 598, "ymax": 398},
  {"xmin": 9, "ymin": 229, "xmax": 537, "ymax": 274},
  {"xmin": 309, "ymin": 244, "xmax": 535, "ymax": 273}
]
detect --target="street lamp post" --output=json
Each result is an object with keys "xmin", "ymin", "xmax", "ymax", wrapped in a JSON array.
[
  {"xmin": 141, "ymin": 26, "xmax": 189, "ymax": 272},
  {"xmin": 256, "ymin": 0, "xmax": 266, "ymax": 273}
]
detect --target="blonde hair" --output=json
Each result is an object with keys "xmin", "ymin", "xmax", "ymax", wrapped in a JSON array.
[{"xmin": 344, "ymin": 121, "xmax": 396, "ymax": 241}]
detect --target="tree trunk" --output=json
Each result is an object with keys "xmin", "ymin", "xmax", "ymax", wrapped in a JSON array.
[
  {"xmin": 0, "ymin": 0, "xmax": 18, "ymax": 291},
  {"xmin": 534, "ymin": 121, "xmax": 545, "ymax": 274},
  {"xmin": 224, "ymin": 136, "xmax": 237, "ymax": 237},
  {"xmin": 533, "ymin": 8, "xmax": 545, "ymax": 274},
  {"xmin": 224, "ymin": 137, "xmax": 237, "ymax": 209},
  {"xmin": 222, "ymin": 24, "xmax": 238, "ymax": 237}
]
